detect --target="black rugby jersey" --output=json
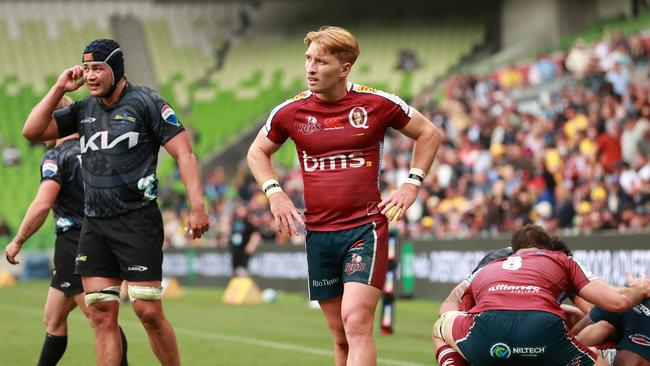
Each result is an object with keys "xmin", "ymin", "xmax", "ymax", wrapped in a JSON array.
[
  {"xmin": 40, "ymin": 139, "xmax": 84, "ymax": 232},
  {"xmin": 590, "ymin": 298, "xmax": 650, "ymax": 361},
  {"xmin": 53, "ymin": 84, "xmax": 184, "ymax": 217}
]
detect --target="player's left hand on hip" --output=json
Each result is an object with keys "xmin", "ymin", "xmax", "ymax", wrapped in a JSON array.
[{"xmin": 379, "ymin": 184, "xmax": 419, "ymax": 222}]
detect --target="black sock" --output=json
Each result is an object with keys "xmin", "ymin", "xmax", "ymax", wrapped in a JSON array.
[
  {"xmin": 36, "ymin": 333, "xmax": 67, "ymax": 366},
  {"xmin": 119, "ymin": 326, "xmax": 128, "ymax": 366}
]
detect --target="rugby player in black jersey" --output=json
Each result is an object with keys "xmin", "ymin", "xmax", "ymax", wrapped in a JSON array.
[
  {"xmin": 6, "ymin": 96, "xmax": 128, "ymax": 366},
  {"xmin": 22, "ymin": 39, "xmax": 209, "ymax": 366}
]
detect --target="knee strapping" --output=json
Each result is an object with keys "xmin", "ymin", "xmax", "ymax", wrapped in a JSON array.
[
  {"xmin": 433, "ymin": 310, "xmax": 461, "ymax": 343},
  {"xmin": 127, "ymin": 285, "xmax": 163, "ymax": 302},
  {"xmin": 84, "ymin": 286, "xmax": 121, "ymax": 305}
]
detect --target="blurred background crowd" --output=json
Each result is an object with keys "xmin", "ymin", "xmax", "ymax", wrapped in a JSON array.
[{"xmin": 160, "ymin": 30, "xmax": 650, "ymax": 249}]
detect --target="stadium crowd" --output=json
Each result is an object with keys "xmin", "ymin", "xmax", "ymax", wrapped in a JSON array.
[{"xmin": 161, "ymin": 31, "xmax": 650, "ymax": 248}]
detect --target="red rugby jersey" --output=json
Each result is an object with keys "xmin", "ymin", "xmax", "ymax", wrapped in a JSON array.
[
  {"xmin": 461, "ymin": 250, "xmax": 598, "ymax": 320},
  {"xmin": 263, "ymin": 83, "xmax": 412, "ymax": 231}
]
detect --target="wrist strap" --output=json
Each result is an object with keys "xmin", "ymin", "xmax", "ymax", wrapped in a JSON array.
[
  {"xmin": 262, "ymin": 179, "xmax": 283, "ymax": 198},
  {"xmin": 406, "ymin": 168, "xmax": 425, "ymax": 187}
]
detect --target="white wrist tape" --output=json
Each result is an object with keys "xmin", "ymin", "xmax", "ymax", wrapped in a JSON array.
[
  {"xmin": 406, "ymin": 168, "xmax": 425, "ymax": 187},
  {"xmin": 405, "ymin": 177, "xmax": 423, "ymax": 187},
  {"xmin": 262, "ymin": 179, "xmax": 283, "ymax": 198}
]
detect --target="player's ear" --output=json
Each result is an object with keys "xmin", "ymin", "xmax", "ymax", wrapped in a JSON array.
[{"xmin": 340, "ymin": 62, "xmax": 352, "ymax": 78}]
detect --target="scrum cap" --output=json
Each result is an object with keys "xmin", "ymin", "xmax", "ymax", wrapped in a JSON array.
[{"xmin": 82, "ymin": 39, "xmax": 124, "ymax": 87}]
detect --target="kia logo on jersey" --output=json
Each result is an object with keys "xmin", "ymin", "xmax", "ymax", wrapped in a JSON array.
[{"xmin": 80, "ymin": 131, "xmax": 139, "ymax": 153}]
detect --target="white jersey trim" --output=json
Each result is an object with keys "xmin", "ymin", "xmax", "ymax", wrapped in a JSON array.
[
  {"xmin": 350, "ymin": 83, "xmax": 413, "ymax": 118},
  {"xmin": 570, "ymin": 256, "xmax": 599, "ymax": 282},
  {"xmin": 263, "ymin": 91, "xmax": 312, "ymax": 137}
]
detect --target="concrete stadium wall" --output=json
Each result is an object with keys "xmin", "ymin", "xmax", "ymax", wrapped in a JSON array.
[
  {"xmin": 162, "ymin": 232, "xmax": 650, "ymax": 301},
  {"xmin": 500, "ymin": 0, "xmax": 631, "ymax": 50}
]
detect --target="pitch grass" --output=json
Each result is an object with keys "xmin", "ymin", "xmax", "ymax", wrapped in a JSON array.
[{"xmin": 0, "ymin": 281, "xmax": 441, "ymax": 365}]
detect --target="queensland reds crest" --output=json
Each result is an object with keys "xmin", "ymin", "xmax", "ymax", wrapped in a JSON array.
[
  {"xmin": 345, "ymin": 253, "xmax": 366, "ymax": 275},
  {"xmin": 298, "ymin": 115, "xmax": 321, "ymax": 135},
  {"xmin": 348, "ymin": 106, "xmax": 368, "ymax": 129}
]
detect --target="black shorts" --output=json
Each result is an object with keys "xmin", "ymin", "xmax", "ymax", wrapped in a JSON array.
[
  {"xmin": 230, "ymin": 246, "xmax": 250, "ymax": 270},
  {"xmin": 306, "ymin": 219, "xmax": 388, "ymax": 301},
  {"xmin": 51, "ymin": 229, "xmax": 84, "ymax": 297},
  {"xmin": 75, "ymin": 203, "xmax": 164, "ymax": 282},
  {"xmin": 454, "ymin": 310, "xmax": 597, "ymax": 366}
]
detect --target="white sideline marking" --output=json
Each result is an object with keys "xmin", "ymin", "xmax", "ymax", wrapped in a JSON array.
[{"xmin": 0, "ymin": 303, "xmax": 425, "ymax": 366}]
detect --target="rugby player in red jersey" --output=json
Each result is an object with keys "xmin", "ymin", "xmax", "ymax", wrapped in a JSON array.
[
  {"xmin": 433, "ymin": 225, "xmax": 650, "ymax": 366},
  {"xmin": 247, "ymin": 26, "xmax": 442, "ymax": 366}
]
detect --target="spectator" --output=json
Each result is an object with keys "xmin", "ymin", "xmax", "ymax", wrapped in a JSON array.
[
  {"xmin": 2, "ymin": 144, "xmax": 21, "ymax": 166},
  {"xmin": 0, "ymin": 217, "xmax": 11, "ymax": 237}
]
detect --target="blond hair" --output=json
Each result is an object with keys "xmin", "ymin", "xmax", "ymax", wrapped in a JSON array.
[{"xmin": 304, "ymin": 26, "xmax": 360, "ymax": 65}]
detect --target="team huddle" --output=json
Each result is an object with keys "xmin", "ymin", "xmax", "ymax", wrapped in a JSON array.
[{"xmin": 4, "ymin": 26, "xmax": 649, "ymax": 366}]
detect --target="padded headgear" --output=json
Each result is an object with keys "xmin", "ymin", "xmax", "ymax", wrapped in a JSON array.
[{"xmin": 82, "ymin": 39, "xmax": 124, "ymax": 88}]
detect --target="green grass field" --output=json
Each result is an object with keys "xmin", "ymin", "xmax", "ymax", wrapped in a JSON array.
[{"xmin": 0, "ymin": 281, "xmax": 440, "ymax": 365}]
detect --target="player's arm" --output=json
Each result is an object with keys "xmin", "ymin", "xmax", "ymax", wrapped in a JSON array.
[
  {"xmin": 164, "ymin": 131, "xmax": 209, "ymax": 239},
  {"xmin": 247, "ymin": 130, "xmax": 303, "ymax": 236},
  {"xmin": 439, "ymin": 280, "xmax": 469, "ymax": 315},
  {"xmin": 575, "ymin": 318, "xmax": 617, "ymax": 346},
  {"xmin": 578, "ymin": 275, "xmax": 649, "ymax": 312},
  {"xmin": 4, "ymin": 180, "xmax": 60, "ymax": 264},
  {"xmin": 379, "ymin": 109, "xmax": 442, "ymax": 221},
  {"xmin": 244, "ymin": 231, "xmax": 262, "ymax": 255},
  {"xmin": 23, "ymin": 66, "xmax": 84, "ymax": 142}
]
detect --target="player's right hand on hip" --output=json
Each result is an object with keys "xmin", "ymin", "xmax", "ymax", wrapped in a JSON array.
[
  {"xmin": 56, "ymin": 66, "xmax": 85, "ymax": 92},
  {"xmin": 4, "ymin": 241, "xmax": 21, "ymax": 265},
  {"xmin": 269, "ymin": 192, "xmax": 304, "ymax": 237}
]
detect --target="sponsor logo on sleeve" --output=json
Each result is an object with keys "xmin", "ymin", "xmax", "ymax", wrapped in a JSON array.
[
  {"xmin": 161, "ymin": 104, "xmax": 180, "ymax": 126},
  {"xmin": 75, "ymin": 254, "xmax": 87, "ymax": 262},
  {"xmin": 81, "ymin": 117, "xmax": 96, "ymax": 124},
  {"xmin": 42, "ymin": 160, "xmax": 58, "ymax": 177},
  {"xmin": 60, "ymin": 282, "xmax": 71, "ymax": 288}
]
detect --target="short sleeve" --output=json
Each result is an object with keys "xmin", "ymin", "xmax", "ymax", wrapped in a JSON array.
[
  {"xmin": 40, "ymin": 149, "xmax": 62, "ymax": 184},
  {"xmin": 262, "ymin": 104, "xmax": 291, "ymax": 145},
  {"xmin": 589, "ymin": 306, "xmax": 622, "ymax": 328},
  {"xmin": 566, "ymin": 256, "xmax": 598, "ymax": 293},
  {"xmin": 459, "ymin": 283, "xmax": 476, "ymax": 311},
  {"xmin": 53, "ymin": 101, "xmax": 81, "ymax": 137},
  {"xmin": 379, "ymin": 92, "xmax": 413, "ymax": 130},
  {"xmin": 143, "ymin": 89, "xmax": 185, "ymax": 145}
]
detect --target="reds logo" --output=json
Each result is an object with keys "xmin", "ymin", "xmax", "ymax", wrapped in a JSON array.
[
  {"xmin": 298, "ymin": 115, "xmax": 321, "ymax": 135},
  {"xmin": 345, "ymin": 254, "xmax": 366, "ymax": 275}
]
